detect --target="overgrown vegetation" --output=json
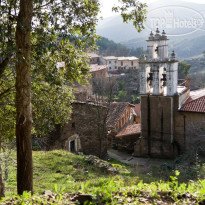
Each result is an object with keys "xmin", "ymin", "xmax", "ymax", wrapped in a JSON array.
[
  {"xmin": 92, "ymin": 69, "xmax": 140, "ymax": 104},
  {"xmin": 97, "ymin": 37, "xmax": 144, "ymax": 57},
  {"xmin": 1, "ymin": 150, "xmax": 205, "ymax": 204}
]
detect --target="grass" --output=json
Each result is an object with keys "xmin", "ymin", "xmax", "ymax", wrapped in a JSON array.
[
  {"xmin": 4, "ymin": 150, "xmax": 134, "ymax": 197},
  {"xmin": 2, "ymin": 150, "xmax": 205, "ymax": 204}
]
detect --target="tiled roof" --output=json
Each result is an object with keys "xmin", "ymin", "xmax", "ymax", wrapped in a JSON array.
[
  {"xmin": 88, "ymin": 53, "xmax": 99, "ymax": 58},
  {"xmin": 180, "ymin": 96, "xmax": 205, "ymax": 113},
  {"xmin": 134, "ymin": 104, "xmax": 140, "ymax": 117},
  {"xmin": 116, "ymin": 124, "xmax": 141, "ymax": 138},
  {"xmin": 107, "ymin": 102, "xmax": 131, "ymax": 129},
  {"xmin": 90, "ymin": 64, "xmax": 107, "ymax": 72},
  {"xmin": 186, "ymin": 88, "xmax": 205, "ymax": 102},
  {"xmin": 103, "ymin": 56, "xmax": 118, "ymax": 60}
]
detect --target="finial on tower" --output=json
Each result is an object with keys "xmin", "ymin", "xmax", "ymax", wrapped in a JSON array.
[
  {"xmin": 149, "ymin": 31, "xmax": 154, "ymax": 40},
  {"xmin": 171, "ymin": 50, "xmax": 176, "ymax": 60},
  {"xmin": 161, "ymin": 30, "xmax": 167, "ymax": 40}
]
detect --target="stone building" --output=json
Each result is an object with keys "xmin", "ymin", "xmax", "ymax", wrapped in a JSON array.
[
  {"xmin": 134, "ymin": 104, "xmax": 141, "ymax": 124},
  {"xmin": 101, "ymin": 56, "xmax": 139, "ymax": 71},
  {"xmin": 117, "ymin": 57, "xmax": 139, "ymax": 70},
  {"xmin": 107, "ymin": 102, "xmax": 137, "ymax": 145},
  {"xmin": 116, "ymin": 124, "xmax": 141, "ymax": 153},
  {"xmin": 48, "ymin": 101, "xmax": 108, "ymax": 158},
  {"xmin": 101, "ymin": 56, "xmax": 118, "ymax": 71},
  {"xmin": 88, "ymin": 53, "xmax": 100, "ymax": 64},
  {"xmin": 134, "ymin": 29, "xmax": 205, "ymax": 158},
  {"xmin": 90, "ymin": 64, "xmax": 108, "ymax": 78}
]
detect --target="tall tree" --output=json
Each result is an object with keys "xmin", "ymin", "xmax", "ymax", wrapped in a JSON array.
[
  {"xmin": 15, "ymin": 0, "xmax": 33, "ymax": 195},
  {"xmin": 0, "ymin": 0, "xmax": 147, "ymax": 195}
]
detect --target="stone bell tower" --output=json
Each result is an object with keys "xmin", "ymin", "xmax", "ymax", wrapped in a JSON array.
[{"xmin": 135, "ymin": 29, "xmax": 180, "ymax": 158}]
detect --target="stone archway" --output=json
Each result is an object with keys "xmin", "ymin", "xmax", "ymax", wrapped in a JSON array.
[{"xmin": 65, "ymin": 134, "xmax": 81, "ymax": 153}]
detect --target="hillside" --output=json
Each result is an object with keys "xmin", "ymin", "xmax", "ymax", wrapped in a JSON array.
[
  {"xmin": 96, "ymin": 37, "xmax": 144, "ymax": 57},
  {"xmin": 1, "ymin": 150, "xmax": 205, "ymax": 204},
  {"xmin": 97, "ymin": 0, "xmax": 205, "ymax": 59}
]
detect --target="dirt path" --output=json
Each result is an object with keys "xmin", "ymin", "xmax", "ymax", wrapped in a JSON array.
[{"xmin": 108, "ymin": 149, "xmax": 173, "ymax": 168}]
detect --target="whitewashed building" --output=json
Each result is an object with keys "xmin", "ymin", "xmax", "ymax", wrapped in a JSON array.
[{"xmin": 100, "ymin": 56, "xmax": 139, "ymax": 71}]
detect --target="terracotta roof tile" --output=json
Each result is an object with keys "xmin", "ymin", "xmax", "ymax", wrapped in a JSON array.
[
  {"xmin": 116, "ymin": 124, "xmax": 141, "ymax": 138},
  {"xmin": 180, "ymin": 96, "xmax": 205, "ymax": 113},
  {"xmin": 107, "ymin": 102, "xmax": 131, "ymax": 129},
  {"xmin": 90, "ymin": 64, "xmax": 107, "ymax": 72}
]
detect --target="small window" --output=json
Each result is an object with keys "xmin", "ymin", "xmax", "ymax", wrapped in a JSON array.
[
  {"xmin": 121, "ymin": 61, "xmax": 123, "ymax": 66},
  {"xmin": 115, "ymin": 66, "xmax": 117, "ymax": 69},
  {"xmin": 109, "ymin": 67, "xmax": 112, "ymax": 70},
  {"xmin": 109, "ymin": 61, "xmax": 111, "ymax": 64},
  {"xmin": 131, "ymin": 61, "xmax": 133, "ymax": 66},
  {"xmin": 115, "ymin": 60, "xmax": 117, "ymax": 63}
]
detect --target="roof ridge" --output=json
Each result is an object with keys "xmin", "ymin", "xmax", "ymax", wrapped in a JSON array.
[{"xmin": 183, "ymin": 95, "xmax": 205, "ymax": 106}]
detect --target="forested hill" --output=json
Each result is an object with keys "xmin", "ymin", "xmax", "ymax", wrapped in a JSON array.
[{"xmin": 96, "ymin": 37, "xmax": 144, "ymax": 57}]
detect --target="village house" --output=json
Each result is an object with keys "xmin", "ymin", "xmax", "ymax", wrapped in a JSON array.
[
  {"xmin": 106, "ymin": 102, "xmax": 138, "ymax": 146},
  {"xmin": 90, "ymin": 64, "xmax": 108, "ymax": 78},
  {"xmin": 47, "ymin": 101, "xmax": 108, "ymax": 158},
  {"xmin": 88, "ymin": 53, "xmax": 100, "ymax": 64},
  {"xmin": 100, "ymin": 56, "xmax": 118, "ymax": 71},
  {"xmin": 115, "ymin": 124, "xmax": 141, "ymax": 153},
  {"xmin": 134, "ymin": 29, "xmax": 205, "ymax": 158},
  {"xmin": 101, "ymin": 56, "xmax": 139, "ymax": 72},
  {"xmin": 117, "ymin": 57, "xmax": 139, "ymax": 70},
  {"xmin": 134, "ymin": 103, "xmax": 141, "ymax": 124}
]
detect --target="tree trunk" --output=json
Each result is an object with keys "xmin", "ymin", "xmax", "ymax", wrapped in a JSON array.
[
  {"xmin": 0, "ymin": 129, "xmax": 5, "ymax": 198},
  {"xmin": 15, "ymin": 0, "xmax": 33, "ymax": 195}
]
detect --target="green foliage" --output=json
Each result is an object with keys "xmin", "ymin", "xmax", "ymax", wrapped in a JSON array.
[
  {"xmin": 115, "ymin": 90, "xmax": 128, "ymax": 102},
  {"xmin": 2, "ymin": 150, "xmax": 205, "ymax": 204},
  {"xmin": 0, "ymin": 67, "xmax": 16, "ymax": 141},
  {"xmin": 0, "ymin": 0, "xmax": 101, "ymax": 140},
  {"xmin": 97, "ymin": 37, "xmax": 144, "ymax": 57},
  {"xmin": 178, "ymin": 62, "xmax": 191, "ymax": 79},
  {"xmin": 112, "ymin": 0, "xmax": 147, "ymax": 32}
]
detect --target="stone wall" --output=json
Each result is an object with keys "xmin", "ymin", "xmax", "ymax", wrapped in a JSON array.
[
  {"xmin": 135, "ymin": 95, "xmax": 177, "ymax": 158},
  {"xmin": 116, "ymin": 134, "xmax": 140, "ymax": 154},
  {"xmin": 48, "ymin": 102, "xmax": 108, "ymax": 158},
  {"xmin": 174, "ymin": 111, "xmax": 205, "ymax": 153},
  {"xmin": 134, "ymin": 94, "xmax": 205, "ymax": 158}
]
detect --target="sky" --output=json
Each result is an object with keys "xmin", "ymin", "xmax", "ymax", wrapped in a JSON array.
[{"xmin": 99, "ymin": 0, "xmax": 205, "ymax": 18}]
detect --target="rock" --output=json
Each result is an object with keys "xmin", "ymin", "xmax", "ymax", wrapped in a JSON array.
[
  {"xmin": 85, "ymin": 155, "xmax": 119, "ymax": 174},
  {"xmin": 42, "ymin": 190, "xmax": 53, "ymax": 196}
]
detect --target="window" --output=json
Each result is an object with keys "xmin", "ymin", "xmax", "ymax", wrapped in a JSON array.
[
  {"xmin": 121, "ymin": 61, "xmax": 123, "ymax": 66},
  {"xmin": 109, "ymin": 67, "xmax": 112, "ymax": 70},
  {"xmin": 115, "ymin": 60, "xmax": 117, "ymax": 64},
  {"xmin": 109, "ymin": 61, "xmax": 111, "ymax": 64},
  {"xmin": 131, "ymin": 61, "xmax": 133, "ymax": 66},
  {"xmin": 115, "ymin": 66, "xmax": 117, "ymax": 69}
]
